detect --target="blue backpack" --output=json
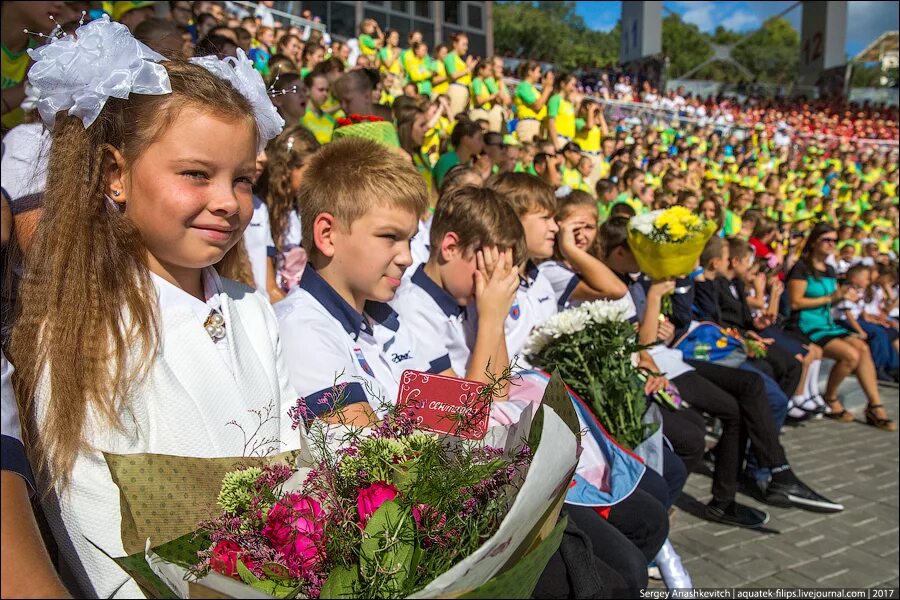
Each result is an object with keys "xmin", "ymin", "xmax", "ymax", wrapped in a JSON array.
[{"xmin": 674, "ymin": 322, "xmax": 747, "ymax": 368}]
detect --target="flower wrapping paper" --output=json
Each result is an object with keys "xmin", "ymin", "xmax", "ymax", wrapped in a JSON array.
[
  {"xmin": 103, "ymin": 371, "xmax": 580, "ymax": 598},
  {"xmin": 627, "ymin": 218, "xmax": 717, "ymax": 281}
]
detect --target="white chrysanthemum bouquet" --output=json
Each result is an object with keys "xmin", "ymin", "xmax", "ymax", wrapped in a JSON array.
[{"xmin": 524, "ymin": 299, "xmax": 657, "ymax": 450}]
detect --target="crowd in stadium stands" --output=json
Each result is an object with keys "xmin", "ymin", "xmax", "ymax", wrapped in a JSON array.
[{"xmin": 1, "ymin": 1, "xmax": 897, "ymax": 598}]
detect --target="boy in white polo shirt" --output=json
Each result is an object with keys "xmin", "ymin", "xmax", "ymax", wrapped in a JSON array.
[
  {"xmin": 390, "ymin": 186, "xmax": 523, "ymax": 383},
  {"xmin": 275, "ymin": 138, "xmax": 436, "ymax": 426},
  {"xmin": 484, "ymin": 172, "xmax": 561, "ymax": 364}
]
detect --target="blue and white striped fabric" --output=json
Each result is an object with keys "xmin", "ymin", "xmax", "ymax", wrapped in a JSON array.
[{"xmin": 1, "ymin": 351, "xmax": 35, "ymax": 493}]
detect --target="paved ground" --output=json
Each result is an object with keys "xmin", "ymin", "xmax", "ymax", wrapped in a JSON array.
[{"xmin": 666, "ymin": 372, "xmax": 899, "ymax": 589}]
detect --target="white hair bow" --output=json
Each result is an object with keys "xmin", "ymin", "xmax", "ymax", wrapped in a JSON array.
[
  {"xmin": 26, "ymin": 15, "xmax": 171, "ymax": 129},
  {"xmin": 190, "ymin": 49, "xmax": 285, "ymax": 152}
]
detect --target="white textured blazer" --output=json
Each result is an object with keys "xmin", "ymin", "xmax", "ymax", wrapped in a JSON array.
[{"xmin": 35, "ymin": 272, "xmax": 303, "ymax": 599}]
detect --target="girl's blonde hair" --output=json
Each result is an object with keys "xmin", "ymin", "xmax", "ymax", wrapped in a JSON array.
[
  {"xmin": 10, "ymin": 60, "xmax": 257, "ymax": 492},
  {"xmin": 264, "ymin": 125, "xmax": 320, "ymax": 253}
]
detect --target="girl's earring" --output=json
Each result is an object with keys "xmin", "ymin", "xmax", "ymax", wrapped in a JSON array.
[{"xmin": 113, "ymin": 190, "xmax": 121, "ymax": 197}]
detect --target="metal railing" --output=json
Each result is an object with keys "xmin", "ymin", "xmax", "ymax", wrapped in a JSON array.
[{"xmin": 502, "ymin": 77, "xmax": 897, "ymax": 150}]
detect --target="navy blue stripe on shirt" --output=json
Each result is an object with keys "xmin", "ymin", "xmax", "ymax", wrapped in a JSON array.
[
  {"xmin": 559, "ymin": 275, "xmax": 581, "ymax": 310},
  {"xmin": 1, "ymin": 434, "xmax": 35, "ymax": 494},
  {"xmin": 9, "ymin": 192, "xmax": 44, "ymax": 215},
  {"xmin": 364, "ymin": 301, "xmax": 401, "ymax": 332},
  {"xmin": 266, "ymin": 245, "xmax": 276, "ymax": 258},
  {"xmin": 301, "ymin": 382, "xmax": 369, "ymax": 418},
  {"xmin": 428, "ymin": 354, "xmax": 452, "ymax": 373}
]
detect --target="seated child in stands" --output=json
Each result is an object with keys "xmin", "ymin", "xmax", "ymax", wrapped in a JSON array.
[
  {"xmin": 390, "ymin": 185, "xmax": 521, "ymax": 385},
  {"xmin": 275, "ymin": 138, "xmax": 434, "ymax": 426}
]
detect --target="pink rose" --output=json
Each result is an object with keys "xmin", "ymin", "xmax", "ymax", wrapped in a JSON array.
[
  {"xmin": 356, "ymin": 481, "xmax": 399, "ymax": 527},
  {"xmin": 209, "ymin": 540, "xmax": 255, "ymax": 578},
  {"xmin": 262, "ymin": 494, "xmax": 323, "ymax": 569}
]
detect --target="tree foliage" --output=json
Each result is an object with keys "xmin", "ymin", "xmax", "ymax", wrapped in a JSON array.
[
  {"xmin": 493, "ymin": 1, "xmax": 619, "ymax": 69},
  {"xmin": 730, "ymin": 16, "xmax": 800, "ymax": 83},
  {"xmin": 494, "ymin": 3, "xmax": 805, "ymax": 83}
]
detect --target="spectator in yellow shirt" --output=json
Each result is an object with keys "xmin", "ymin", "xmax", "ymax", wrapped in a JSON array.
[{"xmin": 302, "ymin": 71, "xmax": 337, "ymax": 145}]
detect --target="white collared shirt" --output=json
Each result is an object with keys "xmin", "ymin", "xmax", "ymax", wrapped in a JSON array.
[
  {"xmin": 0, "ymin": 122, "xmax": 50, "ymax": 203},
  {"xmin": 1, "ymin": 351, "xmax": 34, "ymax": 492},
  {"xmin": 538, "ymin": 260, "xmax": 582, "ymax": 310},
  {"xmin": 151, "ymin": 268, "xmax": 232, "ymax": 372},
  {"xmin": 409, "ymin": 215, "xmax": 433, "ymax": 272},
  {"xmin": 275, "ymin": 268, "xmax": 426, "ymax": 419},
  {"xmin": 390, "ymin": 264, "xmax": 466, "ymax": 376},
  {"xmin": 244, "ymin": 195, "xmax": 276, "ymax": 299},
  {"xmin": 465, "ymin": 261, "xmax": 558, "ymax": 370}
]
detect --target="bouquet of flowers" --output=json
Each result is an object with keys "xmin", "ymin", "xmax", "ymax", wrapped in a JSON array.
[
  {"xmin": 104, "ymin": 373, "xmax": 579, "ymax": 599},
  {"xmin": 523, "ymin": 299, "xmax": 658, "ymax": 450},
  {"xmin": 627, "ymin": 206, "xmax": 717, "ymax": 312}
]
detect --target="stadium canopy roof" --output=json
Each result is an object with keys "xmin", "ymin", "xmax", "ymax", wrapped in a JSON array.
[{"xmin": 853, "ymin": 31, "xmax": 899, "ymax": 63}]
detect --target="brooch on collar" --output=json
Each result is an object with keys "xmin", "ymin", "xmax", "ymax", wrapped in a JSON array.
[{"xmin": 204, "ymin": 310, "xmax": 226, "ymax": 341}]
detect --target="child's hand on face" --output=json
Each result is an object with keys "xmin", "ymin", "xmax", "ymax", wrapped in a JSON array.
[
  {"xmin": 474, "ymin": 247, "xmax": 519, "ymax": 322},
  {"xmin": 841, "ymin": 286, "xmax": 861, "ymax": 303},
  {"xmin": 752, "ymin": 271, "xmax": 766, "ymax": 289},
  {"xmin": 557, "ymin": 217, "xmax": 589, "ymax": 258}
]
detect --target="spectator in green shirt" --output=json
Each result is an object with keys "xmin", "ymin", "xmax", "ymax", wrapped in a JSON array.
[
  {"xmin": 433, "ymin": 119, "xmax": 484, "ymax": 189},
  {"xmin": 357, "ymin": 18, "xmax": 383, "ymax": 61}
]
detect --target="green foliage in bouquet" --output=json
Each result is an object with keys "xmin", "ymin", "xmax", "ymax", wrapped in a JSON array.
[{"xmin": 524, "ymin": 301, "xmax": 656, "ymax": 449}]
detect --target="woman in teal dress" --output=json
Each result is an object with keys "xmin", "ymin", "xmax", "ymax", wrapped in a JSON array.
[{"xmin": 786, "ymin": 223, "xmax": 895, "ymax": 430}]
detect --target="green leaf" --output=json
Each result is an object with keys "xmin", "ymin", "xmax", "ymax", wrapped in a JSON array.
[
  {"xmin": 261, "ymin": 562, "xmax": 293, "ymax": 582},
  {"xmin": 527, "ymin": 404, "xmax": 545, "ymax": 451},
  {"xmin": 109, "ymin": 531, "xmax": 208, "ymax": 599},
  {"xmin": 247, "ymin": 577, "xmax": 297, "ymax": 597},
  {"xmin": 390, "ymin": 459, "xmax": 419, "ymax": 494},
  {"xmin": 320, "ymin": 564, "xmax": 361, "ymax": 599},
  {"xmin": 408, "ymin": 542, "xmax": 423, "ymax": 578},
  {"xmin": 360, "ymin": 500, "xmax": 414, "ymax": 588},
  {"xmin": 236, "ymin": 559, "xmax": 260, "ymax": 585}
]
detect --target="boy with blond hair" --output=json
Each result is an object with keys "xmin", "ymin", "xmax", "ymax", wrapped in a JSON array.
[{"xmin": 276, "ymin": 138, "xmax": 438, "ymax": 425}]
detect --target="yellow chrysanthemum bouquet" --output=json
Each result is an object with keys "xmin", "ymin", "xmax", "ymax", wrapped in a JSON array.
[{"xmin": 627, "ymin": 206, "xmax": 718, "ymax": 312}]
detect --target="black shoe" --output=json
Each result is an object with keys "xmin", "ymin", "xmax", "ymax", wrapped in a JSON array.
[
  {"xmin": 739, "ymin": 475, "xmax": 793, "ymax": 508},
  {"xmin": 705, "ymin": 500, "xmax": 769, "ymax": 528},
  {"xmin": 767, "ymin": 478, "xmax": 845, "ymax": 513}
]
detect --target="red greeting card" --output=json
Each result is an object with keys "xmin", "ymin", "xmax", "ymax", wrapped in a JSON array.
[{"xmin": 397, "ymin": 370, "xmax": 492, "ymax": 439}]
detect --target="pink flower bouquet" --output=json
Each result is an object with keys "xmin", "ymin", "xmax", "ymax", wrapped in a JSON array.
[{"xmin": 106, "ymin": 373, "xmax": 580, "ymax": 599}]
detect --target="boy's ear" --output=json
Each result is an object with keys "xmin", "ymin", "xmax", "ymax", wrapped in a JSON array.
[
  {"xmin": 439, "ymin": 231, "xmax": 462, "ymax": 262},
  {"xmin": 313, "ymin": 213, "xmax": 338, "ymax": 258},
  {"xmin": 102, "ymin": 145, "xmax": 128, "ymax": 205}
]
